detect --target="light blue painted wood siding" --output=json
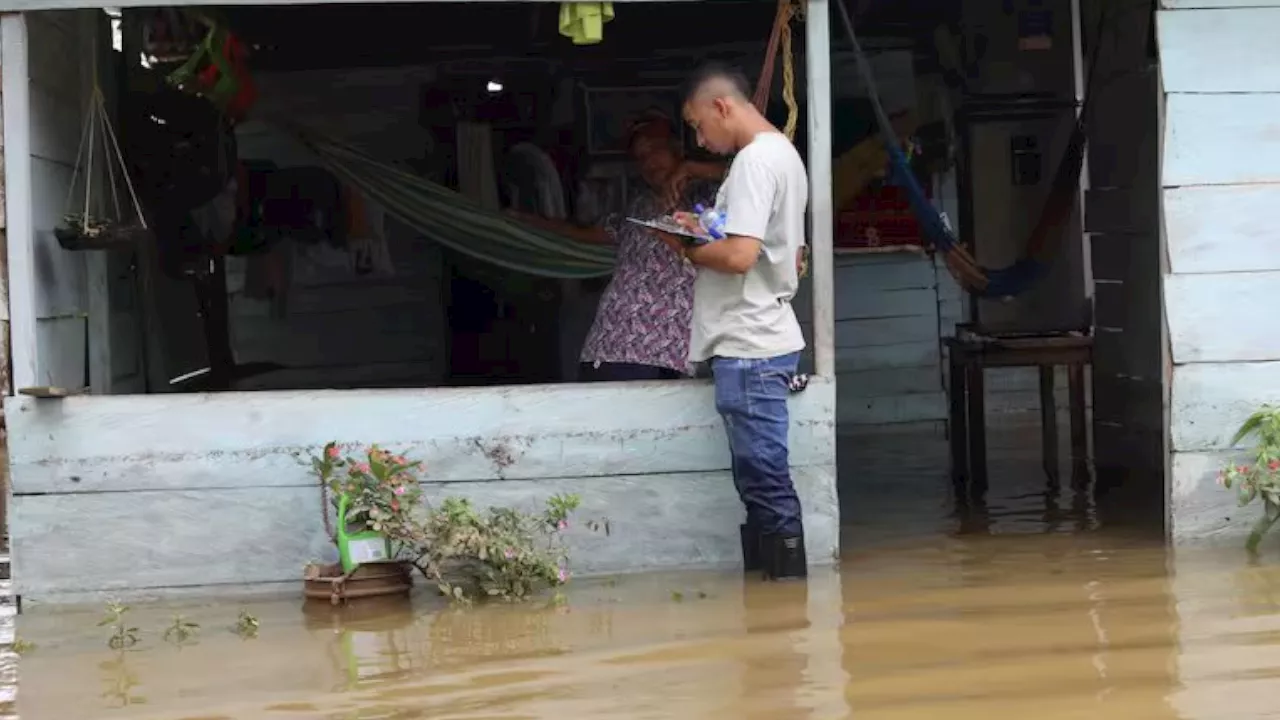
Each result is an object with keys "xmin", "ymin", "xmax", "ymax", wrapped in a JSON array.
[{"xmin": 1158, "ymin": 4, "xmax": 1280, "ymax": 543}]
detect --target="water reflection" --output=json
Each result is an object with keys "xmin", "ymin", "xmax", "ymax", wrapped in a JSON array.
[{"xmin": 6, "ymin": 422, "xmax": 1280, "ymax": 718}]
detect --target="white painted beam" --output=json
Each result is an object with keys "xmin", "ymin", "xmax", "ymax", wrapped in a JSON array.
[
  {"xmin": 805, "ymin": 0, "xmax": 835, "ymax": 378},
  {"xmin": 1159, "ymin": 7, "xmax": 1280, "ymax": 92},
  {"xmin": 0, "ymin": 0, "xmax": 699, "ymax": 11},
  {"xmin": 3, "ymin": 13, "xmax": 38, "ymax": 392}
]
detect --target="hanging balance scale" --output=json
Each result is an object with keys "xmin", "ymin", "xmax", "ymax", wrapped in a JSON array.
[{"xmin": 54, "ymin": 80, "xmax": 153, "ymax": 251}]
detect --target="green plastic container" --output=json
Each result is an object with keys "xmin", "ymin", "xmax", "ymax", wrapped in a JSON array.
[{"xmin": 336, "ymin": 493, "xmax": 392, "ymax": 573}]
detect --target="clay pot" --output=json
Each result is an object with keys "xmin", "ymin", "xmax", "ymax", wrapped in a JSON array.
[{"xmin": 303, "ymin": 561, "xmax": 414, "ymax": 605}]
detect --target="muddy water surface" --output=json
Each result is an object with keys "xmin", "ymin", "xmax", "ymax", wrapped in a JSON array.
[{"xmin": 4, "ymin": 425, "xmax": 1280, "ymax": 719}]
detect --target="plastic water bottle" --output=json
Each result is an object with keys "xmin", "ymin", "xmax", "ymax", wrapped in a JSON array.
[{"xmin": 693, "ymin": 203, "xmax": 726, "ymax": 240}]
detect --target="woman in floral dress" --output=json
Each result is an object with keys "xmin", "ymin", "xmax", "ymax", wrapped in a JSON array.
[{"xmin": 513, "ymin": 112, "xmax": 724, "ymax": 381}]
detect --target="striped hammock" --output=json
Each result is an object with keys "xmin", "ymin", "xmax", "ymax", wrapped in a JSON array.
[{"xmin": 293, "ymin": 129, "xmax": 617, "ymax": 279}]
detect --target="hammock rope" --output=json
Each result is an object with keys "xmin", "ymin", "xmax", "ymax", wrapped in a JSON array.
[{"xmin": 833, "ymin": 0, "xmax": 1104, "ymax": 298}]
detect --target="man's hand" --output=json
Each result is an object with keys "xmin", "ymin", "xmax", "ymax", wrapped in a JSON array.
[{"xmin": 672, "ymin": 211, "xmax": 702, "ymax": 234}]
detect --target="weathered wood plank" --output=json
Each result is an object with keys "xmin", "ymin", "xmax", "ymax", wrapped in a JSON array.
[
  {"xmin": 836, "ymin": 366, "xmax": 940, "ymax": 398},
  {"xmin": 1161, "ymin": 1, "xmax": 1280, "ymax": 11},
  {"xmin": 1165, "ymin": 185, "xmax": 1280, "ymax": 274},
  {"xmin": 1165, "ymin": 272, "xmax": 1280, "ymax": 364},
  {"xmin": 832, "ymin": 254, "xmax": 937, "ymax": 293},
  {"xmin": 1170, "ymin": 361, "xmax": 1280, "ymax": 451},
  {"xmin": 30, "ymin": 157, "xmax": 88, "ymax": 318},
  {"xmin": 10, "ymin": 464, "xmax": 838, "ymax": 597},
  {"xmin": 1170, "ymin": 450, "xmax": 1252, "ymax": 544},
  {"xmin": 1163, "ymin": 94, "xmax": 1280, "ymax": 187},
  {"xmin": 835, "ymin": 341, "xmax": 940, "ymax": 372},
  {"xmin": 26, "ymin": 82, "xmax": 80, "ymax": 168},
  {"xmin": 834, "ymin": 314, "xmax": 939, "ymax": 348},
  {"xmin": 1159, "ymin": 8, "xmax": 1280, "ymax": 92},
  {"xmin": 793, "ymin": 285, "xmax": 939, "ymax": 324},
  {"xmin": 837, "ymin": 390, "xmax": 947, "ymax": 426},
  {"xmin": 232, "ymin": 303, "xmax": 436, "ymax": 367},
  {"xmin": 5, "ymin": 381, "xmax": 836, "ymax": 493}
]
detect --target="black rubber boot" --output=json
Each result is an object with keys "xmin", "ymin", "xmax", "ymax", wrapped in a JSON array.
[
  {"xmin": 740, "ymin": 523, "xmax": 763, "ymax": 572},
  {"xmin": 762, "ymin": 533, "xmax": 807, "ymax": 581}
]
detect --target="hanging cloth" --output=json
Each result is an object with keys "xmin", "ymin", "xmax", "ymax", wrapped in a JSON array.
[{"xmin": 559, "ymin": 2, "xmax": 615, "ymax": 45}]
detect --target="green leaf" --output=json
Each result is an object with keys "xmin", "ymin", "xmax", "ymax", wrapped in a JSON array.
[{"xmin": 1232, "ymin": 410, "xmax": 1269, "ymax": 447}]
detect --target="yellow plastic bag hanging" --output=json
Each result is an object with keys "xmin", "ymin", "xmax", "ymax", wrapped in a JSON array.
[{"xmin": 559, "ymin": 2, "xmax": 614, "ymax": 45}]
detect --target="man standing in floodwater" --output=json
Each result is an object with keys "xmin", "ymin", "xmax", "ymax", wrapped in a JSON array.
[{"xmin": 667, "ymin": 64, "xmax": 810, "ymax": 581}]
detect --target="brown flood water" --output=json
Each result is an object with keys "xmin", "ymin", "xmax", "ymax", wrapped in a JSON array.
[{"xmin": 5, "ymin": 426, "xmax": 1280, "ymax": 719}]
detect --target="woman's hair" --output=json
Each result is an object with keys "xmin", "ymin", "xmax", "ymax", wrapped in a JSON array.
[{"xmin": 626, "ymin": 109, "xmax": 677, "ymax": 153}]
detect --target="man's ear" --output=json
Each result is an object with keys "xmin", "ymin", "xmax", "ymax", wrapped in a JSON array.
[{"xmin": 713, "ymin": 96, "xmax": 732, "ymax": 118}]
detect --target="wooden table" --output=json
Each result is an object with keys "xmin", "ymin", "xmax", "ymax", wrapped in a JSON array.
[{"xmin": 946, "ymin": 329, "xmax": 1092, "ymax": 501}]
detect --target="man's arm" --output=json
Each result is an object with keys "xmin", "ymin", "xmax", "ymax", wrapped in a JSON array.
[
  {"xmin": 679, "ymin": 155, "xmax": 775, "ymax": 275},
  {"xmin": 685, "ymin": 235, "xmax": 762, "ymax": 274}
]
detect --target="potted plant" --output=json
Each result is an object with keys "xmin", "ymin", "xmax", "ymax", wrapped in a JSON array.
[
  {"xmin": 305, "ymin": 443, "xmax": 423, "ymax": 604},
  {"xmin": 306, "ymin": 442, "xmax": 603, "ymax": 604},
  {"xmin": 1218, "ymin": 405, "xmax": 1280, "ymax": 553}
]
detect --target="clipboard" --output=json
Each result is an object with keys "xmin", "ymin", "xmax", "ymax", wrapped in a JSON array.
[{"xmin": 625, "ymin": 216, "xmax": 713, "ymax": 244}]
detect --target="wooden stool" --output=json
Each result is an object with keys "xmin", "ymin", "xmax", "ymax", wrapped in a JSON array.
[{"xmin": 946, "ymin": 328, "xmax": 1092, "ymax": 502}]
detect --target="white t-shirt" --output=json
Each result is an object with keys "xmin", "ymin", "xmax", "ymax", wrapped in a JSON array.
[{"xmin": 688, "ymin": 132, "xmax": 808, "ymax": 362}]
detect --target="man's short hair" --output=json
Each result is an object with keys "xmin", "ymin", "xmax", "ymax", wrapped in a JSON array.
[{"xmin": 683, "ymin": 63, "xmax": 752, "ymax": 105}]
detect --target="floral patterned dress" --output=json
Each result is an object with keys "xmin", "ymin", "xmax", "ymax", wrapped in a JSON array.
[{"xmin": 579, "ymin": 180, "xmax": 718, "ymax": 375}]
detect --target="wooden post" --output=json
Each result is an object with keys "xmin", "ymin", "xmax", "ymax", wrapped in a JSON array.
[
  {"xmin": 2, "ymin": 13, "xmax": 34, "ymax": 393},
  {"xmin": 0, "ymin": 11, "xmax": 33, "ymax": 552},
  {"xmin": 804, "ymin": 0, "xmax": 835, "ymax": 378}
]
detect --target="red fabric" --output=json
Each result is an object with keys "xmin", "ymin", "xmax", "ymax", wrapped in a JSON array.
[
  {"xmin": 194, "ymin": 34, "xmax": 257, "ymax": 121},
  {"xmin": 836, "ymin": 184, "xmax": 929, "ymax": 250}
]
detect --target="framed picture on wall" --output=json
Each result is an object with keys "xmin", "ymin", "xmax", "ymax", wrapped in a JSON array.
[{"xmin": 582, "ymin": 86, "xmax": 683, "ymax": 156}]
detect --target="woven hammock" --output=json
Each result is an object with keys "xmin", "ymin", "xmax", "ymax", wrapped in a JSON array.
[{"xmin": 295, "ymin": 129, "xmax": 618, "ymax": 279}]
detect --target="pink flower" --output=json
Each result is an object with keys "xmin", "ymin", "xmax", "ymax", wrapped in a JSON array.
[
  {"xmin": 1269, "ymin": 460, "xmax": 1280, "ymax": 472},
  {"xmin": 393, "ymin": 455, "xmax": 407, "ymax": 465},
  {"xmin": 326, "ymin": 445, "xmax": 340, "ymax": 459},
  {"xmin": 394, "ymin": 485, "xmax": 406, "ymax": 496},
  {"xmin": 557, "ymin": 567, "xmax": 569, "ymax": 583},
  {"xmin": 557, "ymin": 520, "xmax": 568, "ymax": 531},
  {"xmin": 355, "ymin": 463, "xmax": 371, "ymax": 474},
  {"xmin": 1238, "ymin": 465, "xmax": 1251, "ymax": 474},
  {"xmin": 504, "ymin": 548, "xmax": 515, "ymax": 559}
]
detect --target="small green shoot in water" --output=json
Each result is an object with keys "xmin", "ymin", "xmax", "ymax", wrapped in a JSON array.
[
  {"xmin": 162, "ymin": 615, "xmax": 199, "ymax": 645},
  {"xmin": 234, "ymin": 610, "xmax": 260, "ymax": 638},
  {"xmin": 98, "ymin": 599, "xmax": 140, "ymax": 649},
  {"xmin": 10, "ymin": 638, "xmax": 34, "ymax": 655}
]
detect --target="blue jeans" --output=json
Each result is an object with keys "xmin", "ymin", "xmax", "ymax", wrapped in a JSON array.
[{"xmin": 711, "ymin": 352, "xmax": 804, "ymax": 537}]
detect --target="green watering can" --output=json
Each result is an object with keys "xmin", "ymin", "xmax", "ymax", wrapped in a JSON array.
[{"xmin": 336, "ymin": 493, "xmax": 392, "ymax": 573}]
